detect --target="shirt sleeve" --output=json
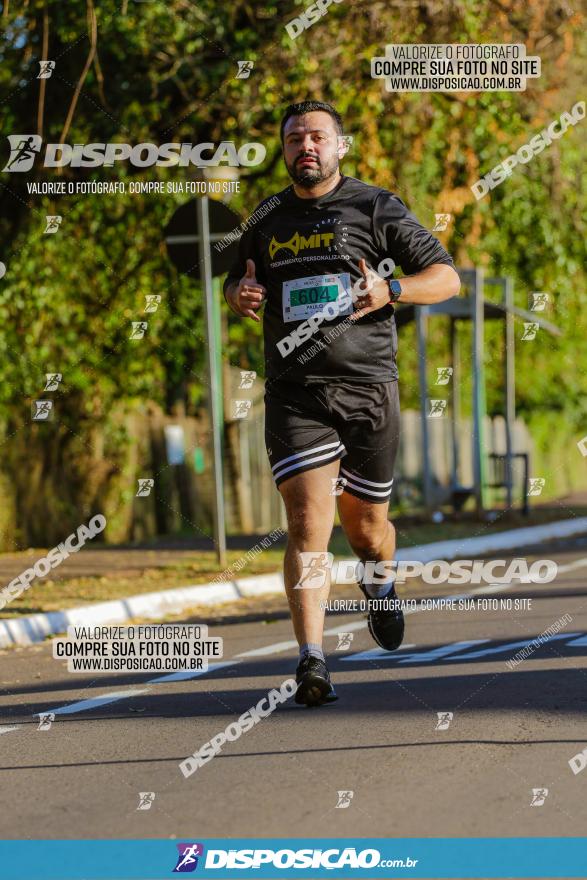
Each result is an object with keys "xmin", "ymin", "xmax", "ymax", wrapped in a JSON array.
[
  {"xmin": 372, "ymin": 192, "xmax": 455, "ymax": 275},
  {"xmin": 222, "ymin": 225, "xmax": 266, "ymax": 298}
]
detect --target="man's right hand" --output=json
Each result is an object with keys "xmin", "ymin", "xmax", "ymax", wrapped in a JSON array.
[{"xmin": 226, "ymin": 259, "xmax": 267, "ymax": 322}]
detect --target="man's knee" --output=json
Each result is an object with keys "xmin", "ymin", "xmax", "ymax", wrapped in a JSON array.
[
  {"xmin": 286, "ymin": 512, "xmax": 331, "ymax": 548},
  {"xmin": 280, "ymin": 473, "xmax": 336, "ymax": 548},
  {"xmin": 345, "ymin": 519, "xmax": 392, "ymax": 558}
]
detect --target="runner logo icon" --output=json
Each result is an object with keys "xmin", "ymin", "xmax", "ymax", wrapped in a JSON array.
[
  {"xmin": 173, "ymin": 843, "xmax": 204, "ymax": 872},
  {"xmin": 3, "ymin": 135, "xmax": 42, "ymax": 172},
  {"xmin": 295, "ymin": 552, "xmax": 334, "ymax": 589},
  {"xmin": 435, "ymin": 367, "xmax": 453, "ymax": 385},
  {"xmin": 37, "ymin": 60, "xmax": 56, "ymax": 79},
  {"xmin": 32, "ymin": 400, "xmax": 53, "ymax": 421},
  {"xmin": 236, "ymin": 61, "xmax": 254, "ymax": 79},
  {"xmin": 330, "ymin": 476, "xmax": 347, "ymax": 496},
  {"xmin": 335, "ymin": 790, "xmax": 354, "ymax": 808},
  {"xmin": 335, "ymin": 632, "xmax": 354, "ymax": 650},
  {"xmin": 435, "ymin": 711, "xmax": 453, "ymax": 731},
  {"xmin": 530, "ymin": 788, "xmax": 549, "ymax": 806}
]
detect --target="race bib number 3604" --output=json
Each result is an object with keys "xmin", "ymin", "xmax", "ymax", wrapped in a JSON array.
[{"xmin": 282, "ymin": 273, "xmax": 352, "ymax": 323}]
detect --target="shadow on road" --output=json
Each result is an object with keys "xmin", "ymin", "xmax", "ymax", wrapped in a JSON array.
[{"xmin": 1, "ymin": 641, "xmax": 586, "ymax": 732}]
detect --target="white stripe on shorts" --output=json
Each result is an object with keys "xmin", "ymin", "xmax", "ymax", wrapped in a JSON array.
[
  {"xmin": 273, "ymin": 443, "xmax": 346, "ymax": 481},
  {"xmin": 271, "ymin": 440, "xmax": 342, "ymax": 474},
  {"xmin": 340, "ymin": 467, "xmax": 394, "ymax": 490},
  {"xmin": 341, "ymin": 478, "xmax": 393, "ymax": 498}
]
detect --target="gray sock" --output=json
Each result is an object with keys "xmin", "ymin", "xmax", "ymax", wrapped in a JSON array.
[
  {"xmin": 363, "ymin": 578, "xmax": 396, "ymax": 599},
  {"xmin": 299, "ymin": 643, "xmax": 325, "ymax": 662}
]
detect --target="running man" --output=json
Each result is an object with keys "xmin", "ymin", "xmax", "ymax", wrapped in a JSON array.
[{"xmin": 224, "ymin": 101, "xmax": 460, "ymax": 706}]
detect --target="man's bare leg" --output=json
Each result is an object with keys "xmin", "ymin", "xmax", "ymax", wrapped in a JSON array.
[
  {"xmin": 336, "ymin": 491, "xmax": 395, "ymax": 579},
  {"xmin": 278, "ymin": 459, "xmax": 340, "ymax": 705},
  {"xmin": 278, "ymin": 459, "xmax": 340, "ymax": 647},
  {"xmin": 337, "ymin": 491, "xmax": 404, "ymax": 650}
]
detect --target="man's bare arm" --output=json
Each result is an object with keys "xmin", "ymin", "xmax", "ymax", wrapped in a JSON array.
[
  {"xmin": 393, "ymin": 263, "xmax": 461, "ymax": 304},
  {"xmin": 350, "ymin": 260, "xmax": 460, "ymax": 320}
]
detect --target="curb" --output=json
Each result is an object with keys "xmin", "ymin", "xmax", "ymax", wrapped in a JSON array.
[{"xmin": 2, "ymin": 516, "xmax": 587, "ymax": 649}]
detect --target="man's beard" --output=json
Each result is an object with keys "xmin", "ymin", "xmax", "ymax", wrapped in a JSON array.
[{"xmin": 287, "ymin": 152, "xmax": 339, "ymax": 187}]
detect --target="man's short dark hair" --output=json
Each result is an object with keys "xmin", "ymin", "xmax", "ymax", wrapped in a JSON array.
[{"xmin": 280, "ymin": 101, "xmax": 343, "ymax": 142}]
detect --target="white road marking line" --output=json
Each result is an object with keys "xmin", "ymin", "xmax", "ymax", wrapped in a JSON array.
[
  {"xmin": 324, "ymin": 620, "xmax": 368, "ymax": 636},
  {"xmin": 38, "ymin": 688, "xmax": 152, "ymax": 716},
  {"xmin": 0, "ymin": 726, "xmax": 19, "ymax": 735},
  {"xmin": 341, "ymin": 632, "xmax": 586, "ymax": 665},
  {"xmin": 148, "ymin": 660, "xmax": 238, "ymax": 683},
  {"xmin": 397, "ymin": 639, "xmax": 490, "ymax": 663},
  {"xmin": 31, "ymin": 661, "xmax": 239, "ymax": 722},
  {"xmin": 235, "ymin": 640, "xmax": 298, "ymax": 658},
  {"xmin": 444, "ymin": 632, "xmax": 580, "ymax": 661},
  {"xmin": 340, "ymin": 639, "xmax": 489, "ymax": 664},
  {"xmin": 471, "ymin": 583, "xmax": 515, "ymax": 595},
  {"xmin": 234, "ymin": 614, "xmax": 371, "ymax": 658},
  {"xmin": 563, "ymin": 634, "xmax": 587, "ymax": 647},
  {"xmin": 337, "ymin": 645, "xmax": 417, "ymax": 662},
  {"xmin": 556, "ymin": 558, "xmax": 587, "ymax": 574},
  {"xmin": 232, "ymin": 622, "xmax": 369, "ymax": 659}
]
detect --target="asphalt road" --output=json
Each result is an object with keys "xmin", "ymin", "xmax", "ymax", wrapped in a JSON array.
[{"xmin": 1, "ymin": 537, "xmax": 586, "ymax": 843}]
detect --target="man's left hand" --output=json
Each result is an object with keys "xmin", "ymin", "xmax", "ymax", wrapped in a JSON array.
[{"xmin": 349, "ymin": 258, "xmax": 390, "ymax": 321}]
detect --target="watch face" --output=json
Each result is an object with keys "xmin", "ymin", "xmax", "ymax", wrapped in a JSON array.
[{"xmin": 389, "ymin": 279, "xmax": 402, "ymax": 301}]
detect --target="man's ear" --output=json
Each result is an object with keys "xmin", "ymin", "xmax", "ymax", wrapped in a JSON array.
[{"xmin": 336, "ymin": 134, "xmax": 353, "ymax": 158}]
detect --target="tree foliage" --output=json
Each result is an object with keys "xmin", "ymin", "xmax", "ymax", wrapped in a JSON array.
[{"xmin": 0, "ymin": 0, "xmax": 585, "ymax": 540}]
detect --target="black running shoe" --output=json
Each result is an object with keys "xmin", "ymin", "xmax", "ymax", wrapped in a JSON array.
[
  {"xmin": 295, "ymin": 655, "xmax": 338, "ymax": 707},
  {"xmin": 359, "ymin": 581, "xmax": 405, "ymax": 651}
]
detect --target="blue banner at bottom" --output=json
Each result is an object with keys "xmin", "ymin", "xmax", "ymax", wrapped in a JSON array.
[{"xmin": 1, "ymin": 838, "xmax": 586, "ymax": 879}]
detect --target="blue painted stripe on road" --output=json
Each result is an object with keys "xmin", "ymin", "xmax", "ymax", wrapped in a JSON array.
[{"xmin": 444, "ymin": 633, "xmax": 580, "ymax": 660}]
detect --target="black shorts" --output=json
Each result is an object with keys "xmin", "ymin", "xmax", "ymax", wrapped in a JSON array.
[{"xmin": 264, "ymin": 379, "xmax": 400, "ymax": 503}]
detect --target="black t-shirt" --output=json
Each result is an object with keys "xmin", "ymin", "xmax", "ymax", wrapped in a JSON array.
[{"xmin": 223, "ymin": 175, "xmax": 454, "ymax": 384}]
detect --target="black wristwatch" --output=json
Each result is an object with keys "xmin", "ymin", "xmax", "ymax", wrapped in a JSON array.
[{"xmin": 388, "ymin": 278, "xmax": 402, "ymax": 303}]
